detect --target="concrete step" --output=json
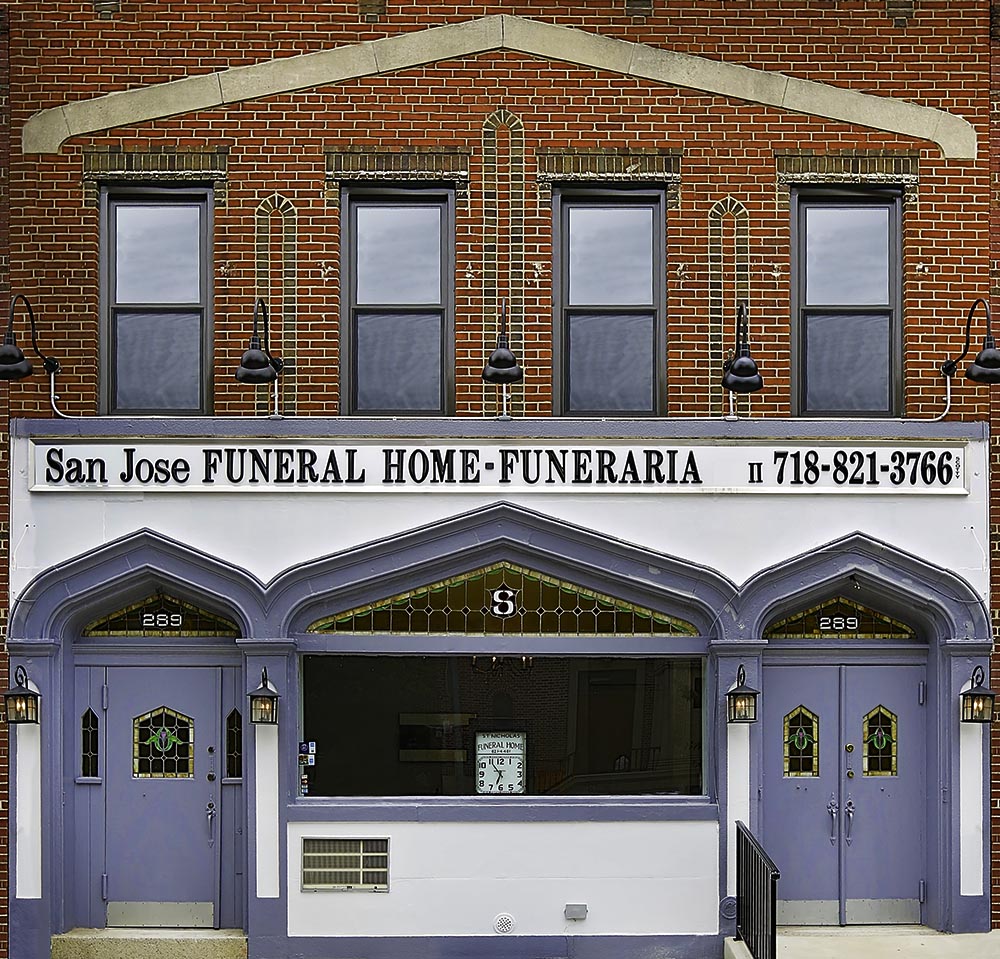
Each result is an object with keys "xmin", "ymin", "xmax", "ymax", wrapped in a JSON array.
[
  {"xmin": 777, "ymin": 926, "xmax": 1000, "ymax": 959},
  {"xmin": 728, "ymin": 927, "xmax": 1000, "ymax": 959},
  {"xmin": 51, "ymin": 928, "xmax": 247, "ymax": 959}
]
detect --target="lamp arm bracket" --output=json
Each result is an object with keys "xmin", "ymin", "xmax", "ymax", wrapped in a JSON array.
[
  {"xmin": 254, "ymin": 297, "xmax": 284, "ymax": 371},
  {"xmin": 942, "ymin": 297, "xmax": 992, "ymax": 377},
  {"xmin": 9, "ymin": 293, "xmax": 61, "ymax": 373}
]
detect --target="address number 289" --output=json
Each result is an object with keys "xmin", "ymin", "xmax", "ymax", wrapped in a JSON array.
[
  {"xmin": 818, "ymin": 616, "xmax": 859, "ymax": 631},
  {"xmin": 142, "ymin": 613, "xmax": 183, "ymax": 628}
]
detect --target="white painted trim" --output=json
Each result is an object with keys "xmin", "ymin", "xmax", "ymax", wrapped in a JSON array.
[
  {"xmin": 959, "ymin": 709, "xmax": 984, "ymax": 896},
  {"xmin": 22, "ymin": 15, "xmax": 976, "ymax": 159},
  {"xmin": 726, "ymin": 723, "xmax": 750, "ymax": 898},
  {"xmin": 255, "ymin": 724, "xmax": 280, "ymax": 899},
  {"xmin": 15, "ymin": 722, "xmax": 42, "ymax": 899}
]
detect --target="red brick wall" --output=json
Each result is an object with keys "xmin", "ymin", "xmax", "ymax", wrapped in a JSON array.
[
  {"xmin": 990, "ymin": 0, "xmax": 1000, "ymax": 929},
  {"xmin": 0, "ymin": 0, "xmax": 994, "ymax": 942},
  {"xmin": 0, "ymin": 5, "xmax": 10, "ymax": 954}
]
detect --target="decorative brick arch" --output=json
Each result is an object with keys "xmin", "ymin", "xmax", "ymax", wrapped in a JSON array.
[
  {"xmin": 482, "ymin": 109, "xmax": 526, "ymax": 417},
  {"xmin": 23, "ymin": 16, "xmax": 976, "ymax": 158},
  {"xmin": 255, "ymin": 193, "xmax": 299, "ymax": 415},
  {"xmin": 708, "ymin": 197, "xmax": 751, "ymax": 416}
]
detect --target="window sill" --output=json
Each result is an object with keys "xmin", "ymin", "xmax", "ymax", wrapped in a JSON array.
[{"xmin": 286, "ymin": 795, "xmax": 717, "ymax": 822}]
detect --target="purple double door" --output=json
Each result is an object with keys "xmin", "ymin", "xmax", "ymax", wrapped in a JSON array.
[
  {"xmin": 762, "ymin": 663, "xmax": 926, "ymax": 925},
  {"xmin": 99, "ymin": 666, "xmax": 235, "ymax": 928}
]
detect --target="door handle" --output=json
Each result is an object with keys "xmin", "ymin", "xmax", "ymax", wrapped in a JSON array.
[
  {"xmin": 826, "ymin": 797, "xmax": 839, "ymax": 845},
  {"xmin": 844, "ymin": 799, "xmax": 855, "ymax": 845},
  {"xmin": 206, "ymin": 800, "xmax": 216, "ymax": 847}
]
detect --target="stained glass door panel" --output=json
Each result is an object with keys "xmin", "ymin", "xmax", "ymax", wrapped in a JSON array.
[
  {"xmin": 763, "ymin": 662, "xmax": 926, "ymax": 925},
  {"xmin": 842, "ymin": 666, "xmax": 925, "ymax": 923},
  {"xmin": 104, "ymin": 667, "xmax": 221, "ymax": 927},
  {"xmin": 762, "ymin": 665, "xmax": 840, "ymax": 924}
]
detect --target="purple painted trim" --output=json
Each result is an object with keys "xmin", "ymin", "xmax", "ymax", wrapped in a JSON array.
[
  {"xmin": 8, "ymin": 528, "xmax": 268, "ymax": 642},
  {"xmin": 733, "ymin": 530, "xmax": 990, "ymax": 644},
  {"xmin": 297, "ymin": 634, "xmax": 709, "ymax": 655},
  {"xmin": 276, "ymin": 501, "xmax": 734, "ymax": 636},
  {"xmin": 12, "ymin": 414, "xmax": 985, "ymax": 441},
  {"xmin": 717, "ymin": 531, "xmax": 992, "ymax": 935},
  {"xmin": 248, "ymin": 933, "xmax": 723, "ymax": 959},
  {"xmin": 285, "ymin": 798, "xmax": 718, "ymax": 822}
]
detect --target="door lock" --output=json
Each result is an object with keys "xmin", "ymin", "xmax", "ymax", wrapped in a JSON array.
[
  {"xmin": 847, "ymin": 769, "xmax": 855, "ymax": 779},
  {"xmin": 845, "ymin": 743, "xmax": 854, "ymax": 753}
]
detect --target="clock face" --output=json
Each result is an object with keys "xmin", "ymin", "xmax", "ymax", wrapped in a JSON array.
[{"xmin": 476, "ymin": 732, "xmax": 525, "ymax": 795}]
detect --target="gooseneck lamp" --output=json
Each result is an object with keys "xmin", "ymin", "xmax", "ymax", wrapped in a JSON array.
[
  {"xmin": 722, "ymin": 302, "xmax": 764, "ymax": 396},
  {"xmin": 249, "ymin": 666, "xmax": 280, "ymax": 725},
  {"xmin": 0, "ymin": 294, "xmax": 61, "ymax": 382},
  {"xmin": 4, "ymin": 666, "xmax": 39, "ymax": 725},
  {"xmin": 236, "ymin": 298, "xmax": 284, "ymax": 385},
  {"xmin": 482, "ymin": 299, "xmax": 523, "ymax": 420},
  {"xmin": 960, "ymin": 665, "xmax": 996, "ymax": 723},
  {"xmin": 727, "ymin": 665, "xmax": 759, "ymax": 724},
  {"xmin": 941, "ymin": 298, "xmax": 1000, "ymax": 384}
]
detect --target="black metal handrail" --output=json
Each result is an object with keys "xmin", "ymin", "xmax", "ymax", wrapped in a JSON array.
[{"xmin": 735, "ymin": 821, "xmax": 780, "ymax": 959}]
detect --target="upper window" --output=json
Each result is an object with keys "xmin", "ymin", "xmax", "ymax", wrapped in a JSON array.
[
  {"xmin": 793, "ymin": 189, "xmax": 902, "ymax": 416},
  {"xmin": 554, "ymin": 189, "xmax": 666, "ymax": 415},
  {"xmin": 102, "ymin": 188, "xmax": 212, "ymax": 414},
  {"xmin": 343, "ymin": 187, "xmax": 454, "ymax": 415}
]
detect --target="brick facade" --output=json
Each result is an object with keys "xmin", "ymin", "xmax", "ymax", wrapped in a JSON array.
[{"xmin": 0, "ymin": 0, "xmax": 996, "ymax": 950}]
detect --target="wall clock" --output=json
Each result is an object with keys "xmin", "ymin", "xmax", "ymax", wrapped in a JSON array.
[{"xmin": 476, "ymin": 732, "xmax": 525, "ymax": 795}]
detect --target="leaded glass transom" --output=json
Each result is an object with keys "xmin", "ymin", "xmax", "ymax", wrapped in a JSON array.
[
  {"xmin": 783, "ymin": 705, "xmax": 819, "ymax": 777},
  {"xmin": 765, "ymin": 597, "xmax": 914, "ymax": 640},
  {"xmin": 226, "ymin": 708, "xmax": 242, "ymax": 779},
  {"xmin": 81, "ymin": 708, "xmax": 100, "ymax": 778},
  {"xmin": 83, "ymin": 591, "xmax": 240, "ymax": 637},
  {"xmin": 133, "ymin": 706, "xmax": 194, "ymax": 778},
  {"xmin": 862, "ymin": 705, "xmax": 897, "ymax": 776},
  {"xmin": 308, "ymin": 562, "xmax": 697, "ymax": 636}
]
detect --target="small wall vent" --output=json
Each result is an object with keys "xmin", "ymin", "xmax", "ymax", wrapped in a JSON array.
[
  {"xmin": 301, "ymin": 838, "xmax": 388, "ymax": 891},
  {"xmin": 494, "ymin": 913, "xmax": 516, "ymax": 934}
]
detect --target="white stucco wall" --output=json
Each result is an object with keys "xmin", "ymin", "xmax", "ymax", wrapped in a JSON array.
[
  {"xmin": 7, "ymin": 435, "xmax": 991, "ymax": 604},
  {"xmin": 286, "ymin": 820, "xmax": 719, "ymax": 937}
]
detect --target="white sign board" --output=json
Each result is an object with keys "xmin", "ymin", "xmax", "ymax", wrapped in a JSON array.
[{"xmin": 30, "ymin": 440, "xmax": 967, "ymax": 494}]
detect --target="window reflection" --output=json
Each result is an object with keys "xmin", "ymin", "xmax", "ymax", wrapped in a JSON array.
[
  {"xmin": 115, "ymin": 205, "xmax": 201, "ymax": 304},
  {"xmin": 568, "ymin": 313, "xmax": 654, "ymax": 412},
  {"xmin": 114, "ymin": 311, "xmax": 202, "ymax": 411},
  {"xmin": 805, "ymin": 313, "xmax": 890, "ymax": 412},
  {"xmin": 302, "ymin": 656, "xmax": 703, "ymax": 797},
  {"xmin": 568, "ymin": 207, "xmax": 654, "ymax": 306},
  {"xmin": 356, "ymin": 206, "xmax": 442, "ymax": 305},
  {"xmin": 805, "ymin": 206, "xmax": 889, "ymax": 306},
  {"xmin": 355, "ymin": 312, "xmax": 442, "ymax": 411}
]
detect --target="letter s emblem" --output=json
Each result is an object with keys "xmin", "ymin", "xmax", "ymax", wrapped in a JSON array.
[{"xmin": 490, "ymin": 588, "xmax": 518, "ymax": 618}]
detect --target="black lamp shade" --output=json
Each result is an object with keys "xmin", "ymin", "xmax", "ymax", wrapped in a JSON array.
[
  {"xmin": 727, "ymin": 665, "xmax": 759, "ymax": 724},
  {"xmin": 961, "ymin": 666, "xmax": 996, "ymax": 723},
  {"xmin": 236, "ymin": 336, "xmax": 279, "ymax": 384},
  {"xmin": 722, "ymin": 352, "xmax": 763, "ymax": 394},
  {"xmin": 721, "ymin": 302, "xmax": 764, "ymax": 395},
  {"xmin": 4, "ymin": 666, "xmax": 39, "ymax": 724},
  {"xmin": 967, "ymin": 336, "xmax": 1000, "ymax": 384},
  {"xmin": 482, "ymin": 332, "xmax": 523, "ymax": 385},
  {"xmin": 0, "ymin": 335, "xmax": 32, "ymax": 381},
  {"xmin": 236, "ymin": 299, "xmax": 283, "ymax": 385},
  {"xmin": 249, "ymin": 667, "xmax": 279, "ymax": 725}
]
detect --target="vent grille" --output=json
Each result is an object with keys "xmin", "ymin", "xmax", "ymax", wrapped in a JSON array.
[{"xmin": 302, "ymin": 838, "xmax": 389, "ymax": 891}]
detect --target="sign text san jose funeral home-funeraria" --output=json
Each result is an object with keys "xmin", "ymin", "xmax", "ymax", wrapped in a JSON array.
[{"xmin": 31, "ymin": 440, "xmax": 967, "ymax": 494}]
